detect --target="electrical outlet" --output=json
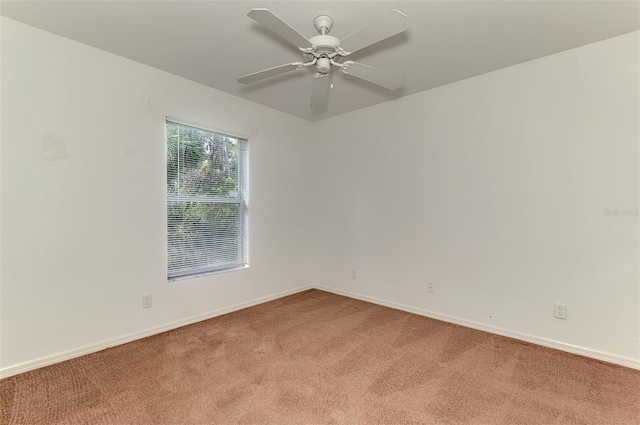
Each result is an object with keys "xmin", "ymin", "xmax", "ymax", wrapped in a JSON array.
[
  {"xmin": 142, "ymin": 294, "xmax": 153, "ymax": 309},
  {"xmin": 350, "ymin": 269, "xmax": 356, "ymax": 280},
  {"xmin": 427, "ymin": 282, "xmax": 435, "ymax": 293},
  {"xmin": 554, "ymin": 303, "xmax": 567, "ymax": 319}
]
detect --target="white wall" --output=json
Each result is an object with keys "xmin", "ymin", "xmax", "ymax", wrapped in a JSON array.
[
  {"xmin": 0, "ymin": 17, "xmax": 314, "ymax": 372},
  {"xmin": 311, "ymin": 32, "xmax": 639, "ymax": 366}
]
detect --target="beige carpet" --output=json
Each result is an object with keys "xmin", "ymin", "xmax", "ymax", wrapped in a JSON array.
[{"xmin": 1, "ymin": 289, "xmax": 639, "ymax": 424}]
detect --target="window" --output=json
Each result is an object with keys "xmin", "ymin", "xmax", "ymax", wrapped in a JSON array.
[{"xmin": 166, "ymin": 120, "xmax": 248, "ymax": 279}]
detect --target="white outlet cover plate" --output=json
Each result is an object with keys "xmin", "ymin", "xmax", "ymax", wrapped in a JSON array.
[
  {"xmin": 554, "ymin": 303, "xmax": 567, "ymax": 319},
  {"xmin": 142, "ymin": 295, "xmax": 153, "ymax": 309}
]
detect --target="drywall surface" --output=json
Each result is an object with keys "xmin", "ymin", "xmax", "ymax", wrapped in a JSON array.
[
  {"xmin": 311, "ymin": 32, "xmax": 640, "ymax": 363},
  {"xmin": 1, "ymin": 17, "xmax": 314, "ymax": 370}
]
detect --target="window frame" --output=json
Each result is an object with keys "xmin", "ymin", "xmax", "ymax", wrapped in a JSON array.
[{"xmin": 165, "ymin": 117, "xmax": 249, "ymax": 281}]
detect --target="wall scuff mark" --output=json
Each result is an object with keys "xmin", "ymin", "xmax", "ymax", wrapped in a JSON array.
[{"xmin": 41, "ymin": 133, "xmax": 68, "ymax": 161}]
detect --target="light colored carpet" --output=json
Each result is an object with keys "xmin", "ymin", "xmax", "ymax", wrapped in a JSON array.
[{"xmin": 1, "ymin": 289, "xmax": 639, "ymax": 424}]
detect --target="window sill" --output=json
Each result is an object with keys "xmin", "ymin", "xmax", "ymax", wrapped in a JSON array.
[{"xmin": 168, "ymin": 265, "xmax": 249, "ymax": 282}]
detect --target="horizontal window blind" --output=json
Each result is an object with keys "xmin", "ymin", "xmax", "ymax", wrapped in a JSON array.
[{"xmin": 166, "ymin": 120, "xmax": 248, "ymax": 279}]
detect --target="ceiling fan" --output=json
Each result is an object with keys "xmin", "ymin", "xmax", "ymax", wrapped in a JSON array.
[{"xmin": 237, "ymin": 9, "xmax": 409, "ymax": 108}]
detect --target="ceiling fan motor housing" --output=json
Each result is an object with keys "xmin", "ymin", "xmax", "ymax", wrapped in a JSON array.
[{"xmin": 306, "ymin": 34, "xmax": 340, "ymax": 74}]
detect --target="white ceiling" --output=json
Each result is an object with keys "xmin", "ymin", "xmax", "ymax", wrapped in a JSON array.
[{"xmin": 2, "ymin": 1, "xmax": 638, "ymax": 122}]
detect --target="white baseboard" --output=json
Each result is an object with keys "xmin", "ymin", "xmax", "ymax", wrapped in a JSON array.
[
  {"xmin": 0, "ymin": 285, "xmax": 313, "ymax": 379},
  {"xmin": 314, "ymin": 285, "xmax": 640, "ymax": 370},
  {"xmin": 2, "ymin": 283, "xmax": 637, "ymax": 379}
]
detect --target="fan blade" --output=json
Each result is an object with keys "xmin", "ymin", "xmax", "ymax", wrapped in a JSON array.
[
  {"xmin": 338, "ymin": 10, "xmax": 409, "ymax": 54},
  {"xmin": 311, "ymin": 72, "xmax": 330, "ymax": 109},
  {"xmin": 341, "ymin": 62, "xmax": 404, "ymax": 90},
  {"xmin": 237, "ymin": 63, "xmax": 302, "ymax": 84},
  {"xmin": 248, "ymin": 8, "xmax": 312, "ymax": 48}
]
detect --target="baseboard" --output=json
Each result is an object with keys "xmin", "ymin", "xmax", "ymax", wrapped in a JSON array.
[
  {"xmin": 0, "ymin": 285, "xmax": 313, "ymax": 379},
  {"xmin": 3, "ymin": 283, "xmax": 637, "ymax": 378},
  {"xmin": 314, "ymin": 285, "xmax": 640, "ymax": 370}
]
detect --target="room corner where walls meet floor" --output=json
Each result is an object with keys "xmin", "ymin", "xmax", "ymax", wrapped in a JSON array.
[{"xmin": 1, "ymin": 285, "xmax": 638, "ymax": 379}]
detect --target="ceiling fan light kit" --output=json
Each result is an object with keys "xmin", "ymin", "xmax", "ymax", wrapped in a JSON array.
[{"xmin": 237, "ymin": 8, "xmax": 409, "ymax": 108}]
